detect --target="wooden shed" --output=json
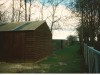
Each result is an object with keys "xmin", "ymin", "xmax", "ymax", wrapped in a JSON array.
[{"xmin": 0, "ymin": 21, "xmax": 52, "ymax": 62}]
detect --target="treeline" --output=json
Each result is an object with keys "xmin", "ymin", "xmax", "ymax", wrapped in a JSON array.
[
  {"xmin": 0, "ymin": 0, "xmax": 68, "ymax": 32},
  {"xmin": 0, "ymin": 0, "xmax": 32, "ymax": 23},
  {"xmin": 75, "ymin": 0, "xmax": 100, "ymax": 50}
]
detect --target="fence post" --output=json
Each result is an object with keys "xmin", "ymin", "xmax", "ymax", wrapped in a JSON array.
[
  {"xmin": 87, "ymin": 46, "xmax": 91, "ymax": 73},
  {"xmin": 86, "ymin": 44, "xmax": 88, "ymax": 64},
  {"xmin": 84, "ymin": 44, "xmax": 87, "ymax": 64},
  {"xmin": 90, "ymin": 47, "xmax": 94, "ymax": 73},
  {"xmin": 94, "ymin": 54, "xmax": 99, "ymax": 73},
  {"xmin": 84, "ymin": 43, "xmax": 86, "ymax": 63}
]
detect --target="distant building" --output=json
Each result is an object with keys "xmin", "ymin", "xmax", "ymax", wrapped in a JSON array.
[
  {"xmin": 53, "ymin": 39, "xmax": 67, "ymax": 49},
  {"xmin": 0, "ymin": 21, "xmax": 52, "ymax": 62}
]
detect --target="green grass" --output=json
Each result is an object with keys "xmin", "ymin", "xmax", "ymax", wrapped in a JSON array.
[
  {"xmin": 0, "ymin": 42, "xmax": 84, "ymax": 73},
  {"xmin": 38, "ymin": 43, "xmax": 84, "ymax": 73}
]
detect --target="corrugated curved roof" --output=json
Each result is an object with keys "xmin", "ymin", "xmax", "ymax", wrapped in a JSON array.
[{"xmin": 0, "ymin": 21, "xmax": 45, "ymax": 31}]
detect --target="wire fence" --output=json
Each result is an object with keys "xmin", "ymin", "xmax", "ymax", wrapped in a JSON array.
[{"xmin": 84, "ymin": 43, "xmax": 100, "ymax": 73}]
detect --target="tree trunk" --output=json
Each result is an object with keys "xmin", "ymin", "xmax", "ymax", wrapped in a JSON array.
[
  {"xmin": 28, "ymin": 0, "xmax": 32, "ymax": 21},
  {"xmin": 12, "ymin": 0, "xmax": 15, "ymax": 22},
  {"xmin": 25, "ymin": 0, "xmax": 27, "ymax": 21},
  {"xmin": 18, "ymin": 0, "xmax": 22, "ymax": 22}
]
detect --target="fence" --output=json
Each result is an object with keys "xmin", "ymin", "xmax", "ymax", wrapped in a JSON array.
[{"xmin": 84, "ymin": 43, "xmax": 100, "ymax": 73}]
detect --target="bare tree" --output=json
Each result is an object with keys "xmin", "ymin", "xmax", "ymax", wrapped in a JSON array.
[
  {"xmin": 47, "ymin": 0, "xmax": 64, "ymax": 33},
  {"xmin": 28, "ymin": 0, "xmax": 32, "ymax": 21},
  {"xmin": 0, "ymin": 11, "xmax": 2, "ymax": 23},
  {"xmin": 40, "ymin": 0, "xmax": 45, "ymax": 20},
  {"xmin": 18, "ymin": 0, "xmax": 22, "ymax": 22},
  {"xmin": 24, "ymin": 0, "xmax": 27, "ymax": 21},
  {"xmin": 12, "ymin": 0, "xmax": 15, "ymax": 22},
  {"xmin": 0, "ymin": 1, "xmax": 8, "ymax": 23}
]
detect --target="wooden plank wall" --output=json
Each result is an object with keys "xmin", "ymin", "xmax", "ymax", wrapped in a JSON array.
[
  {"xmin": 0, "ymin": 32, "xmax": 24, "ymax": 61},
  {"xmin": 0, "ymin": 23, "xmax": 52, "ymax": 62},
  {"xmin": 24, "ymin": 23, "xmax": 52, "ymax": 62}
]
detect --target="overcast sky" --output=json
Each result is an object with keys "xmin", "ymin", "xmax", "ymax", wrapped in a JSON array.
[{"xmin": 0, "ymin": 0, "xmax": 79, "ymax": 39}]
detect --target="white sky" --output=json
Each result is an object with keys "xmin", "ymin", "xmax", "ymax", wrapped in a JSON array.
[{"xmin": 0, "ymin": 0, "xmax": 80, "ymax": 40}]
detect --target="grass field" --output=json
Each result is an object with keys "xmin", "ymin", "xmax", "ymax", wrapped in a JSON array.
[
  {"xmin": 38, "ymin": 42, "xmax": 84, "ymax": 73},
  {"xmin": 0, "ymin": 41, "xmax": 85, "ymax": 73}
]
